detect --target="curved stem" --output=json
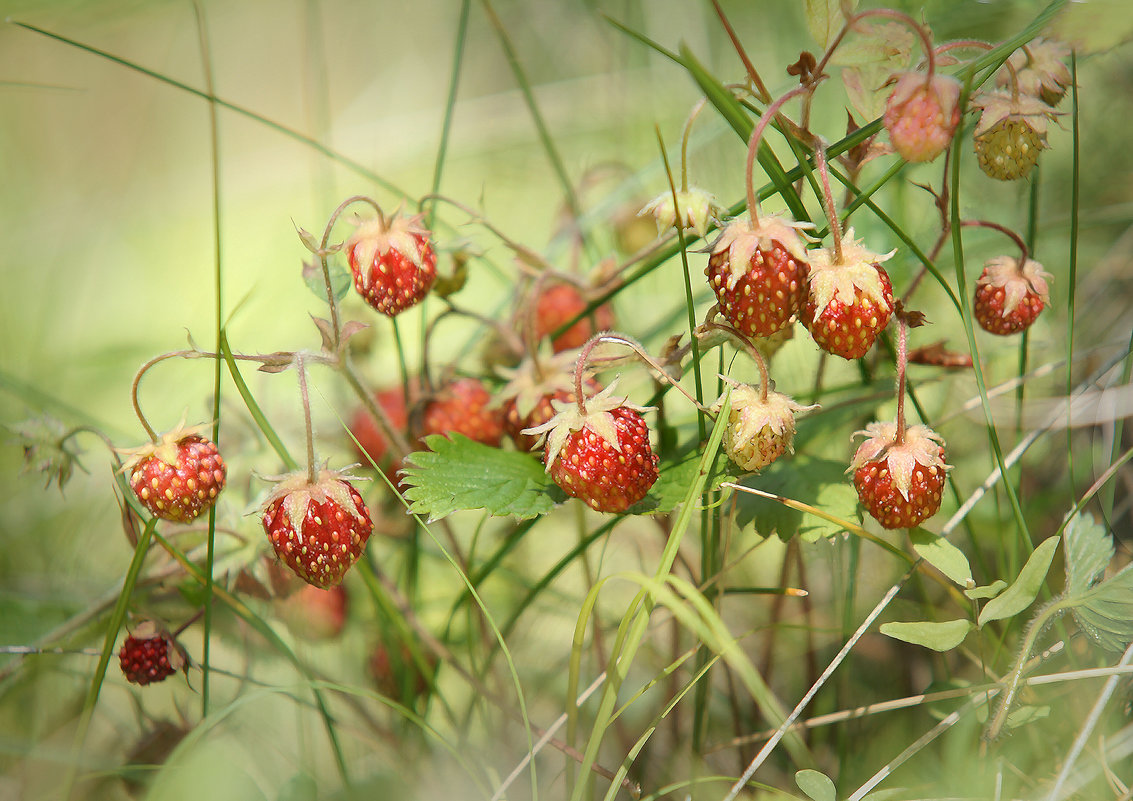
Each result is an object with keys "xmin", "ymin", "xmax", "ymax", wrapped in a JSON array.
[
  {"xmin": 847, "ymin": 8, "xmax": 937, "ymax": 79},
  {"xmin": 576, "ymin": 332, "xmax": 715, "ymax": 414},
  {"xmin": 679, "ymin": 97, "xmax": 708, "ymax": 192},
  {"xmin": 709, "ymin": 0, "xmax": 770, "ymax": 102},
  {"xmin": 295, "ymin": 353, "xmax": 317, "ymax": 484},
  {"xmin": 960, "ymin": 219, "xmax": 1030, "ymax": 266},
  {"xmin": 745, "ymin": 86, "xmax": 812, "ymax": 227},
  {"xmin": 130, "ymin": 350, "xmax": 200, "ymax": 442},
  {"xmin": 318, "ymin": 195, "xmax": 384, "ymax": 349},
  {"xmin": 813, "ymin": 146, "xmax": 844, "ymax": 262},
  {"xmin": 703, "ymin": 312, "xmax": 772, "ymax": 402}
]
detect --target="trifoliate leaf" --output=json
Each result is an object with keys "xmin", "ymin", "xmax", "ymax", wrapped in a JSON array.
[
  {"xmin": 400, "ymin": 435, "xmax": 566, "ymax": 521},
  {"xmin": 978, "ymin": 536, "xmax": 1060, "ymax": 627},
  {"xmin": 911, "ymin": 529, "xmax": 973, "ymax": 588},
  {"xmin": 1069, "ymin": 568, "xmax": 1133, "ymax": 652},
  {"xmin": 881, "ymin": 619, "xmax": 973, "ymax": 652},
  {"xmin": 1063, "ymin": 512, "xmax": 1113, "ymax": 597},
  {"xmin": 795, "ymin": 769, "xmax": 837, "ymax": 801}
]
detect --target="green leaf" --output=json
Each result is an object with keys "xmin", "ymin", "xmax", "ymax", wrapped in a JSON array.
[
  {"xmin": 643, "ymin": 443, "xmax": 738, "ymax": 516},
  {"xmin": 735, "ymin": 457, "xmax": 857, "ymax": 542},
  {"xmin": 1063, "ymin": 512, "xmax": 1113, "ymax": 597},
  {"xmin": 881, "ymin": 619, "xmax": 973, "ymax": 652},
  {"xmin": 911, "ymin": 529, "xmax": 973, "ymax": 588},
  {"xmin": 804, "ymin": 0, "xmax": 856, "ymax": 50},
  {"xmin": 795, "ymin": 768, "xmax": 837, "ymax": 801},
  {"xmin": 965, "ymin": 580, "xmax": 1007, "ymax": 600},
  {"xmin": 302, "ymin": 257, "xmax": 351, "ymax": 304},
  {"xmin": 400, "ymin": 435, "xmax": 566, "ymax": 520},
  {"xmin": 978, "ymin": 536, "xmax": 1060, "ymax": 627}
]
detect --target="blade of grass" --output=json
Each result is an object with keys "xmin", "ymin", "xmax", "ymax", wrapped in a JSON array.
[
  {"xmin": 428, "ymin": 0, "xmax": 471, "ymax": 231},
  {"xmin": 219, "ymin": 330, "xmax": 299, "ymax": 472},
  {"xmin": 1065, "ymin": 53, "xmax": 1081, "ymax": 497}
]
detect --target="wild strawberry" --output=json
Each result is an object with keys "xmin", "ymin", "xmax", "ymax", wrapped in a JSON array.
[
  {"xmin": 349, "ymin": 386, "xmax": 411, "ymax": 469},
  {"xmin": 419, "ymin": 377, "xmax": 505, "ymax": 447},
  {"xmin": 850, "ymin": 422, "xmax": 950, "ymax": 530},
  {"xmin": 524, "ymin": 382, "xmax": 659, "ymax": 513},
  {"xmin": 715, "ymin": 376, "xmax": 816, "ymax": 472},
  {"xmin": 370, "ymin": 642, "xmax": 433, "ymax": 701},
  {"xmin": 996, "ymin": 38, "xmax": 1072, "ymax": 107},
  {"xmin": 119, "ymin": 621, "xmax": 185, "ymax": 686},
  {"xmin": 639, "ymin": 185, "xmax": 724, "ymax": 239},
  {"xmin": 883, "ymin": 72, "xmax": 962, "ymax": 163},
  {"xmin": 261, "ymin": 468, "xmax": 374, "ymax": 589},
  {"xmin": 120, "ymin": 424, "xmax": 226, "ymax": 523},
  {"xmin": 279, "ymin": 584, "xmax": 348, "ymax": 641},
  {"xmin": 971, "ymin": 91, "xmax": 1059, "ymax": 181},
  {"xmin": 706, "ymin": 214, "xmax": 812, "ymax": 339},
  {"xmin": 344, "ymin": 210, "xmax": 437, "ymax": 316},
  {"xmin": 973, "ymin": 256, "xmax": 1053, "ymax": 335},
  {"xmin": 801, "ymin": 229, "xmax": 896, "ymax": 360},
  {"xmin": 496, "ymin": 350, "xmax": 601, "ymax": 451},
  {"xmin": 532, "ymin": 283, "xmax": 615, "ymax": 352}
]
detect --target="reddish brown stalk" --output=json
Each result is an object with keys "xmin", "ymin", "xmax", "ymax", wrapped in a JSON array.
[
  {"xmin": 813, "ymin": 146, "xmax": 844, "ymax": 262},
  {"xmin": 745, "ymin": 86, "xmax": 812, "ymax": 227}
]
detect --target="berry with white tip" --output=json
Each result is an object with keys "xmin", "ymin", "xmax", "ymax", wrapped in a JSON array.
[
  {"xmin": 345, "ymin": 210, "xmax": 437, "ymax": 316},
  {"xmin": 716, "ymin": 377, "xmax": 816, "ymax": 472},
  {"xmin": 121, "ymin": 425, "xmax": 227, "ymax": 523},
  {"xmin": 971, "ymin": 92, "xmax": 1059, "ymax": 181}
]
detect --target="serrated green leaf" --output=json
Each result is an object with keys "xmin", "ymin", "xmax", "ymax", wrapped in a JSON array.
[
  {"xmin": 881, "ymin": 619, "xmax": 973, "ymax": 652},
  {"xmin": 978, "ymin": 536, "xmax": 1060, "ymax": 627},
  {"xmin": 735, "ymin": 457, "xmax": 855, "ymax": 542},
  {"xmin": 400, "ymin": 435, "xmax": 566, "ymax": 520},
  {"xmin": 795, "ymin": 768, "xmax": 837, "ymax": 801},
  {"xmin": 911, "ymin": 529, "xmax": 973, "ymax": 588},
  {"xmin": 303, "ymin": 257, "xmax": 351, "ymax": 304},
  {"xmin": 965, "ymin": 580, "xmax": 1007, "ymax": 600},
  {"xmin": 1070, "ymin": 563, "xmax": 1133, "ymax": 652},
  {"xmin": 1063, "ymin": 512, "xmax": 1113, "ymax": 597}
]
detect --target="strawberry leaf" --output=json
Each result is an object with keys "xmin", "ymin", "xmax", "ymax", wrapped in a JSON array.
[
  {"xmin": 400, "ymin": 435, "xmax": 565, "ymax": 521},
  {"xmin": 302, "ymin": 258, "xmax": 351, "ymax": 304},
  {"xmin": 1062, "ymin": 513, "xmax": 1133, "ymax": 652},
  {"xmin": 637, "ymin": 444, "xmax": 738, "ymax": 515},
  {"xmin": 1063, "ymin": 511, "xmax": 1113, "ymax": 596},
  {"xmin": 881, "ymin": 619, "xmax": 973, "ymax": 652},
  {"xmin": 734, "ymin": 456, "xmax": 858, "ymax": 542}
]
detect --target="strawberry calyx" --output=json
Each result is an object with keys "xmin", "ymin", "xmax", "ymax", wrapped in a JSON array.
[
  {"xmin": 971, "ymin": 91, "xmax": 1059, "ymax": 142},
  {"xmin": 345, "ymin": 208, "xmax": 433, "ymax": 271},
  {"xmin": 997, "ymin": 38, "xmax": 1072, "ymax": 106},
  {"xmin": 715, "ymin": 376, "xmax": 817, "ymax": 471},
  {"xmin": 976, "ymin": 256, "xmax": 1052, "ymax": 318},
  {"xmin": 258, "ymin": 465, "xmax": 371, "ymax": 533},
  {"xmin": 709, "ymin": 214, "xmax": 814, "ymax": 291},
  {"xmin": 807, "ymin": 228, "xmax": 896, "ymax": 319},
  {"xmin": 639, "ymin": 186, "xmax": 724, "ymax": 239},
  {"xmin": 522, "ymin": 380, "xmax": 654, "ymax": 471},
  {"xmin": 848, "ymin": 422, "xmax": 950, "ymax": 502},
  {"xmin": 495, "ymin": 349, "xmax": 588, "ymax": 422},
  {"xmin": 117, "ymin": 419, "xmax": 215, "ymax": 473}
]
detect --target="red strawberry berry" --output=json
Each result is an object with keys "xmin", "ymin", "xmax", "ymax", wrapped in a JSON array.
[
  {"xmin": 420, "ymin": 377, "xmax": 505, "ymax": 447},
  {"xmin": 121, "ymin": 425, "xmax": 227, "ymax": 523},
  {"xmin": 801, "ymin": 229, "xmax": 896, "ymax": 360},
  {"xmin": 883, "ymin": 72, "xmax": 962, "ymax": 163},
  {"xmin": 345, "ymin": 210, "xmax": 437, "ymax": 316},
  {"xmin": 524, "ymin": 382, "xmax": 659, "ymax": 513},
  {"xmin": 119, "ymin": 621, "xmax": 185, "ymax": 686},
  {"xmin": 279, "ymin": 584, "xmax": 348, "ymax": 641},
  {"xmin": 533, "ymin": 283, "xmax": 615, "ymax": 352},
  {"xmin": 850, "ymin": 422, "xmax": 950, "ymax": 530},
  {"xmin": 496, "ymin": 350, "xmax": 601, "ymax": 452},
  {"xmin": 973, "ymin": 256, "xmax": 1053, "ymax": 335},
  {"xmin": 261, "ymin": 468, "xmax": 375, "ymax": 589},
  {"xmin": 706, "ymin": 214, "xmax": 812, "ymax": 338},
  {"xmin": 716, "ymin": 377, "xmax": 816, "ymax": 472}
]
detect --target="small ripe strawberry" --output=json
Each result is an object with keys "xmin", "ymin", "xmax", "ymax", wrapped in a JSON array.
[
  {"xmin": 971, "ymin": 91, "xmax": 1059, "ymax": 181},
  {"xmin": 973, "ymin": 256, "xmax": 1053, "ymax": 335},
  {"xmin": 119, "ymin": 621, "xmax": 185, "ymax": 686},
  {"xmin": 349, "ymin": 386, "xmax": 411, "ymax": 469},
  {"xmin": 279, "ymin": 584, "xmax": 348, "ymax": 641},
  {"xmin": 524, "ymin": 382, "xmax": 659, "ymax": 513},
  {"xmin": 496, "ymin": 350, "xmax": 601, "ymax": 452},
  {"xmin": 801, "ymin": 229, "xmax": 896, "ymax": 360},
  {"xmin": 850, "ymin": 422, "xmax": 951, "ymax": 530},
  {"xmin": 121, "ymin": 424, "xmax": 227, "ymax": 523},
  {"xmin": 261, "ymin": 468, "xmax": 375, "ymax": 589},
  {"xmin": 419, "ymin": 377, "xmax": 505, "ymax": 447},
  {"xmin": 996, "ymin": 38, "xmax": 1072, "ymax": 107},
  {"xmin": 883, "ymin": 72, "xmax": 962, "ymax": 163},
  {"xmin": 533, "ymin": 283, "xmax": 615, "ymax": 352},
  {"xmin": 344, "ymin": 210, "xmax": 437, "ymax": 316},
  {"xmin": 639, "ymin": 185, "xmax": 723, "ymax": 239},
  {"xmin": 715, "ymin": 377, "xmax": 816, "ymax": 472},
  {"xmin": 706, "ymin": 214, "xmax": 812, "ymax": 339}
]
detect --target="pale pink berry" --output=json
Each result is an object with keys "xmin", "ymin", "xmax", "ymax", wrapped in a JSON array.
[{"xmin": 883, "ymin": 73, "xmax": 962, "ymax": 163}]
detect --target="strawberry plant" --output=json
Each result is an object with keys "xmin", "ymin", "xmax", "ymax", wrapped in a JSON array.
[{"xmin": 3, "ymin": 2, "xmax": 1133, "ymax": 800}]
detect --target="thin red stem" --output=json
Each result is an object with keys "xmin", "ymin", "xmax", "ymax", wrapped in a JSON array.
[
  {"xmin": 679, "ymin": 97, "xmax": 708, "ymax": 192},
  {"xmin": 130, "ymin": 350, "xmax": 199, "ymax": 442},
  {"xmin": 745, "ymin": 86, "xmax": 811, "ymax": 227},
  {"xmin": 813, "ymin": 146, "xmax": 843, "ymax": 262},
  {"xmin": 295, "ymin": 353, "xmax": 317, "ymax": 484},
  {"xmin": 318, "ymin": 195, "xmax": 384, "ymax": 350},
  {"xmin": 705, "ymin": 314, "xmax": 772, "ymax": 402},
  {"xmin": 846, "ymin": 8, "xmax": 937, "ymax": 79},
  {"xmin": 895, "ymin": 317, "xmax": 909, "ymax": 445},
  {"xmin": 960, "ymin": 219, "xmax": 1030, "ymax": 265}
]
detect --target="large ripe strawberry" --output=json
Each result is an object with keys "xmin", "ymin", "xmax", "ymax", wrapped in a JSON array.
[
  {"xmin": 883, "ymin": 72, "xmax": 962, "ymax": 163},
  {"xmin": 345, "ymin": 210, "xmax": 437, "ymax": 316},
  {"xmin": 706, "ymin": 214, "xmax": 812, "ymax": 338},
  {"xmin": 524, "ymin": 382, "xmax": 658, "ymax": 513},
  {"xmin": 801, "ymin": 228, "xmax": 896, "ymax": 360},
  {"xmin": 121, "ymin": 424, "xmax": 227, "ymax": 523},
  {"xmin": 973, "ymin": 256, "xmax": 1053, "ymax": 335},
  {"xmin": 119, "ymin": 621, "xmax": 185, "ymax": 686},
  {"xmin": 261, "ymin": 468, "xmax": 375, "ymax": 589},
  {"xmin": 850, "ymin": 422, "xmax": 950, "ymax": 530},
  {"xmin": 420, "ymin": 377, "xmax": 505, "ymax": 447},
  {"xmin": 533, "ymin": 283, "xmax": 615, "ymax": 352},
  {"xmin": 715, "ymin": 377, "xmax": 816, "ymax": 472},
  {"xmin": 496, "ymin": 350, "xmax": 601, "ymax": 452}
]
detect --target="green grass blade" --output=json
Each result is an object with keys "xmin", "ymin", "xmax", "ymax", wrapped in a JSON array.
[{"xmin": 219, "ymin": 331, "xmax": 298, "ymax": 472}]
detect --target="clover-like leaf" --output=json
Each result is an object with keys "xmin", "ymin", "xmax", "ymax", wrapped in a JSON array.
[
  {"xmin": 881, "ymin": 619, "xmax": 973, "ymax": 652},
  {"xmin": 911, "ymin": 529, "xmax": 973, "ymax": 588},
  {"xmin": 978, "ymin": 536, "xmax": 1060, "ymax": 627},
  {"xmin": 795, "ymin": 769, "xmax": 837, "ymax": 801}
]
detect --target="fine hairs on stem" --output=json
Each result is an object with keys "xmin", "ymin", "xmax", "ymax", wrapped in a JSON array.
[
  {"xmin": 572, "ymin": 332, "xmax": 714, "ymax": 415},
  {"xmin": 744, "ymin": 85, "xmax": 813, "ymax": 227}
]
